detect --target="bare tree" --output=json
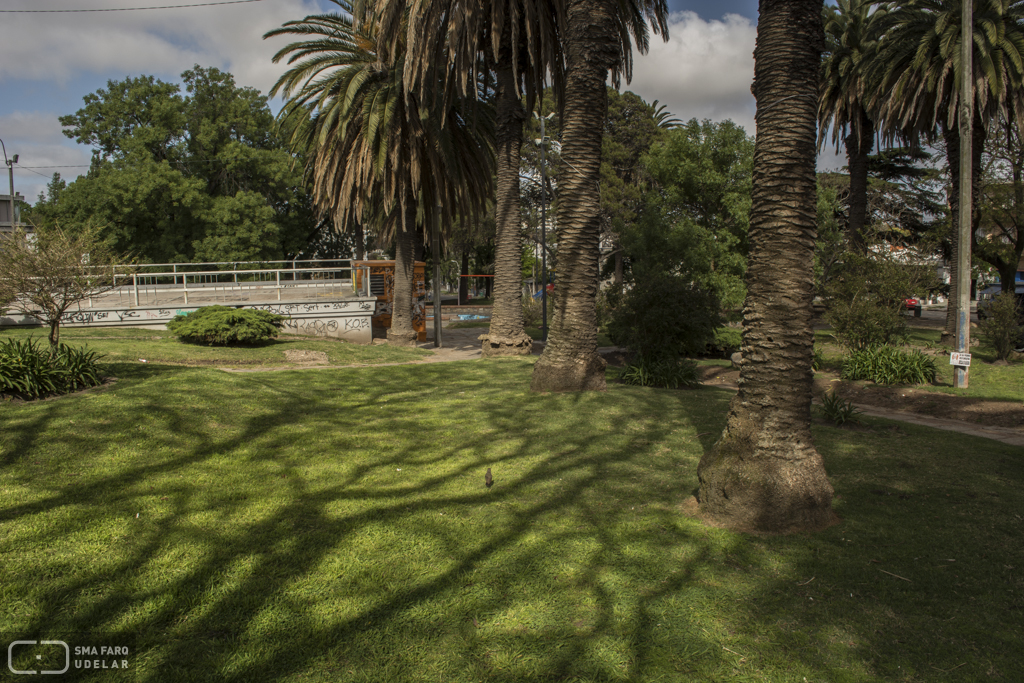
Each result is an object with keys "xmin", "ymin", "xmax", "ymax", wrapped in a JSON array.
[{"xmin": 0, "ymin": 225, "xmax": 133, "ymax": 347}]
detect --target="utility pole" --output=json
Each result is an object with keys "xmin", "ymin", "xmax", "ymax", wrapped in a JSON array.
[
  {"xmin": 0, "ymin": 138, "xmax": 16, "ymax": 233},
  {"xmin": 955, "ymin": 0, "xmax": 973, "ymax": 388},
  {"xmin": 432, "ymin": 204, "xmax": 443, "ymax": 348}
]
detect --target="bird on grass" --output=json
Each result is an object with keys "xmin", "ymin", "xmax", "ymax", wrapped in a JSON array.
[{"xmin": 485, "ymin": 468, "xmax": 493, "ymax": 489}]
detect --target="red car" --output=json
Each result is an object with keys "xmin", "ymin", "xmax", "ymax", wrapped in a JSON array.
[{"xmin": 905, "ymin": 297, "xmax": 922, "ymax": 315}]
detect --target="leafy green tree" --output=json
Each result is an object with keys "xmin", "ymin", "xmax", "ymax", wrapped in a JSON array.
[
  {"xmin": 49, "ymin": 66, "xmax": 315, "ymax": 264},
  {"xmin": 600, "ymin": 89, "xmax": 669, "ymax": 285},
  {"xmin": 637, "ymin": 118, "xmax": 754, "ymax": 312},
  {"xmin": 976, "ymin": 111, "xmax": 1024, "ymax": 293}
]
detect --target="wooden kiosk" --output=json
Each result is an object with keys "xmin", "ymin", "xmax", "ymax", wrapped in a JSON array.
[{"xmin": 354, "ymin": 260, "xmax": 427, "ymax": 342}]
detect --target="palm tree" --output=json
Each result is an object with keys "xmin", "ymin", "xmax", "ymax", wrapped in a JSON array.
[
  {"xmin": 872, "ymin": 0, "xmax": 1024, "ymax": 338},
  {"xmin": 529, "ymin": 0, "xmax": 669, "ymax": 392},
  {"xmin": 265, "ymin": 1, "xmax": 494, "ymax": 345},
  {"xmin": 365, "ymin": 0, "xmax": 566, "ymax": 357},
  {"xmin": 697, "ymin": 0, "xmax": 838, "ymax": 534},
  {"xmin": 819, "ymin": 0, "xmax": 886, "ymax": 253}
]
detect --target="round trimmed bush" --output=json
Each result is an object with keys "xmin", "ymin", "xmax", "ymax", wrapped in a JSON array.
[{"xmin": 167, "ymin": 306, "xmax": 287, "ymax": 346}]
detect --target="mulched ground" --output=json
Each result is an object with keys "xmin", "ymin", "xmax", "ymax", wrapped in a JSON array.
[{"xmin": 699, "ymin": 364, "xmax": 1024, "ymax": 431}]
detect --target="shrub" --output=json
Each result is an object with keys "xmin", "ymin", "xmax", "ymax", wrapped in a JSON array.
[
  {"xmin": 704, "ymin": 326, "xmax": 742, "ymax": 358},
  {"xmin": 841, "ymin": 345, "xmax": 937, "ymax": 385},
  {"xmin": 167, "ymin": 306, "xmax": 287, "ymax": 345},
  {"xmin": 978, "ymin": 292, "xmax": 1023, "ymax": 361},
  {"xmin": 607, "ymin": 274, "xmax": 720, "ymax": 360},
  {"xmin": 0, "ymin": 337, "xmax": 105, "ymax": 400},
  {"xmin": 819, "ymin": 390, "xmax": 862, "ymax": 426},
  {"xmin": 522, "ymin": 295, "xmax": 542, "ymax": 329},
  {"xmin": 821, "ymin": 252, "xmax": 936, "ymax": 351},
  {"xmin": 619, "ymin": 355, "xmax": 700, "ymax": 389}
]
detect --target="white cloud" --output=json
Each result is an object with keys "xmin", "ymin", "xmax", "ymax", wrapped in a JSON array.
[
  {"xmin": 626, "ymin": 11, "xmax": 757, "ymax": 136},
  {"xmin": 0, "ymin": 0, "xmax": 324, "ymax": 96}
]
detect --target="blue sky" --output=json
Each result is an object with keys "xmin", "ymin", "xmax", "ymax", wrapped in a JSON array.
[{"xmin": 1, "ymin": 0, "xmax": 825, "ymax": 205}]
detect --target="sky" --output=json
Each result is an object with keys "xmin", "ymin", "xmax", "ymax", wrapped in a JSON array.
[{"xmin": 0, "ymin": 0, "xmax": 841, "ymax": 205}]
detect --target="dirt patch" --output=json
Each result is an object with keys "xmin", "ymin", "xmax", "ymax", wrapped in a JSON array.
[
  {"xmin": 813, "ymin": 373, "xmax": 1024, "ymax": 431},
  {"xmin": 699, "ymin": 365, "xmax": 1024, "ymax": 432},
  {"xmin": 283, "ymin": 349, "xmax": 329, "ymax": 365}
]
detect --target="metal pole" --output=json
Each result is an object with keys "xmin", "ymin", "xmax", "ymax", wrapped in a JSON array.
[
  {"xmin": 7, "ymin": 160, "xmax": 14, "ymax": 233},
  {"xmin": 432, "ymin": 205, "xmax": 443, "ymax": 348},
  {"xmin": 955, "ymin": 0, "xmax": 973, "ymax": 389},
  {"xmin": 538, "ymin": 115, "xmax": 549, "ymax": 342}
]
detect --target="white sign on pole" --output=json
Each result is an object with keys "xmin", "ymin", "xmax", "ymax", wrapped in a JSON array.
[{"xmin": 949, "ymin": 352, "xmax": 971, "ymax": 367}]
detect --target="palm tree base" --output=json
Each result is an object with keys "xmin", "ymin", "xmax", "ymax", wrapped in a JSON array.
[
  {"xmin": 387, "ymin": 328, "xmax": 419, "ymax": 347},
  {"xmin": 478, "ymin": 332, "xmax": 533, "ymax": 357},
  {"xmin": 529, "ymin": 353, "xmax": 607, "ymax": 392},
  {"xmin": 697, "ymin": 433, "xmax": 838, "ymax": 535}
]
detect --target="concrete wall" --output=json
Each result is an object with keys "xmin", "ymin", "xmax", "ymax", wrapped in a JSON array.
[{"xmin": 0, "ymin": 297, "xmax": 378, "ymax": 344}]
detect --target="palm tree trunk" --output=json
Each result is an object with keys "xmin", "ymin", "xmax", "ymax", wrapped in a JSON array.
[
  {"xmin": 482, "ymin": 57, "xmax": 533, "ymax": 357},
  {"xmin": 697, "ymin": 0, "xmax": 836, "ymax": 534},
  {"xmin": 388, "ymin": 206, "xmax": 419, "ymax": 346},
  {"xmin": 845, "ymin": 105, "xmax": 873, "ymax": 254},
  {"xmin": 529, "ymin": 0, "xmax": 614, "ymax": 392}
]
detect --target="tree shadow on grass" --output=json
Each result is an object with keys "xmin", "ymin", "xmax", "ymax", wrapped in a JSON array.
[{"xmin": 5, "ymin": 360, "xmax": 1019, "ymax": 681}]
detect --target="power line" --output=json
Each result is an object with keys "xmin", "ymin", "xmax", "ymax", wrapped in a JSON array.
[{"xmin": 0, "ymin": 0, "xmax": 264, "ymax": 13}]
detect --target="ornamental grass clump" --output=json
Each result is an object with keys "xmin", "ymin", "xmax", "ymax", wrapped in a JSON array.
[
  {"xmin": 0, "ymin": 337, "xmax": 105, "ymax": 400},
  {"xmin": 619, "ymin": 354, "xmax": 700, "ymax": 389},
  {"xmin": 841, "ymin": 345, "xmax": 937, "ymax": 385},
  {"xmin": 167, "ymin": 306, "xmax": 287, "ymax": 346}
]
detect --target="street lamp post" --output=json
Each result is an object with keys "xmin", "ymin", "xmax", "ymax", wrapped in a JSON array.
[{"xmin": 0, "ymin": 139, "xmax": 16, "ymax": 233}]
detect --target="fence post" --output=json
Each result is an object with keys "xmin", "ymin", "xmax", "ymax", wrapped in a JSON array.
[{"xmin": 132, "ymin": 274, "xmax": 139, "ymax": 307}]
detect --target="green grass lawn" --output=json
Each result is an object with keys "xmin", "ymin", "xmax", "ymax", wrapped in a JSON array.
[{"xmin": 1, "ymin": 344, "xmax": 1021, "ymax": 681}]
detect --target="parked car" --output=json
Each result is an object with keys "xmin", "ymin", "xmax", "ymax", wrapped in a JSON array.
[{"xmin": 904, "ymin": 297, "xmax": 922, "ymax": 316}]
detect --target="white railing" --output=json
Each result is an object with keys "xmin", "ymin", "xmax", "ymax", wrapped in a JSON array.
[{"xmin": 97, "ymin": 259, "xmax": 372, "ymax": 307}]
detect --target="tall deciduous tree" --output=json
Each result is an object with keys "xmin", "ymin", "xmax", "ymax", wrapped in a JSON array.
[
  {"xmin": 266, "ymin": 0, "xmax": 493, "ymax": 345},
  {"xmin": 977, "ymin": 111, "xmax": 1024, "ymax": 291},
  {"xmin": 697, "ymin": 0, "xmax": 838, "ymax": 534},
  {"xmin": 52, "ymin": 67, "xmax": 313, "ymax": 263},
  {"xmin": 530, "ymin": 0, "xmax": 668, "ymax": 392}
]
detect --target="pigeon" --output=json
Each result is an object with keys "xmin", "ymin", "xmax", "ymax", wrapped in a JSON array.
[{"xmin": 485, "ymin": 467, "xmax": 493, "ymax": 488}]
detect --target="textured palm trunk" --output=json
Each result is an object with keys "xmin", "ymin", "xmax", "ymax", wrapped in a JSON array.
[
  {"xmin": 529, "ymin": 0, "xmax": 614, "ymax": 392},
  {"xmin": 388, "ymin": 206, "xmax": 419, "ymax": 346},
  {"xmin": 844, "ymin": 105, "xmax": 873, "ymax": 254},
  {"xmin": 941, "ymin": 115, "xmax": 985, "ymax": 340},
  {"xmin": 482, "ymin": 58, "xmax": 533, "ymax": 357},
  {"xmin": 697, "ymin": 0, "xmax": 837, "ymax": 534}
]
